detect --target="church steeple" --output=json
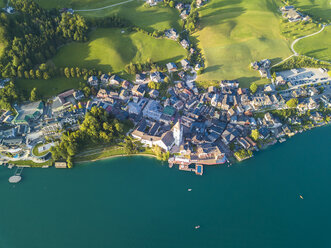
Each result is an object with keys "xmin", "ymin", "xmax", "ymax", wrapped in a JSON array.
[{"xmin": 173, "ymin": 119, "xmax": 183, "ymax": 146}]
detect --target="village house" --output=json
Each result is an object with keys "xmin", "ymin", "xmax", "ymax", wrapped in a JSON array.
[
  {"xmin": 180, "ymin": 9, "xmax": 190, "ymax": 19},
  {"xmin": 88, "ymin": 76, "xmax": 98, "ymax": 86},
  {"xmin": 132, "ymin": 84, "xmax": 146, "ymax": 97},
  {"xmin": 110, "ymin": 75, "xmax": 121, "ymax": 85},
  {"xmin": 166, "ymin": 62, "xmax": 178, "ymax": 73},
  {"xmin": 136, "ymin": 73, "xmax": 149, "ymax": 84},
  {"xmin": 128, "ymin": 98, "xmax": 148, "ymax": 115},
  {"xmin": 149, "ymin": 89, "xmax": 159, "ymax": 99},
  {"xmin": 180, "ymin": 59, "xmax": 190, "ymax": 71},
  {"xmin": 100, "ymin": 74, "xmax": 110, "ymax": 84},
  {"xmin": 150, "ymin": 71, "xmax": 165, "ymax": 83},
  {"xmin": 165, "ymin": 28, "xmax": 179, "ymax": 40},
  {"xmin": 180, "ymin": 39, "xmax": 190, "ymax": 49}
]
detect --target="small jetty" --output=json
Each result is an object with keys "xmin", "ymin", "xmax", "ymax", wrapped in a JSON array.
[{"xmin": 8, "ymin": 167, "xmax": 23, "ymax": 184}]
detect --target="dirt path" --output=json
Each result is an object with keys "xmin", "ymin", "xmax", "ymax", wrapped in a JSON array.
[
  {"xmin": 272, "ymin": 23, "xmax": 330, "ymax": 68},
  {"xmin": 74, "ymin": 0, "xmax": 134, "ymax": 12}
]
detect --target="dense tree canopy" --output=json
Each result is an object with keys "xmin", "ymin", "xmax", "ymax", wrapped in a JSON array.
[
  {"xmin": 0, "ymin": 0, "xmax": 88, "ymax": 78},
  {"xmin": 286, "ymin": 98, "xmax": 298, "ymax": 108},
  {"xmin": 50, "ymin": 106, "xmax": 127, "ymax": 167}
]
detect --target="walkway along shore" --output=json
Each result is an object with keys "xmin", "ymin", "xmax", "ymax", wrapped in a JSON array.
[{"xmin": 76, "ymin": 153, "xmax": 157, "ymax": 164}]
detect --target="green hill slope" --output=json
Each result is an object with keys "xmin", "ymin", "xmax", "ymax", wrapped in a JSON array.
[
  {"xmin": 52, "ymin": 28, "xmax": 187, "ymax": 76},
  {"xmin": 194, "ymin": 0, "xmax": 292, "ymax": 86}
]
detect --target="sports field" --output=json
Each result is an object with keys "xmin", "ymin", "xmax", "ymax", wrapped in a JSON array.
[
  {"xmin": 294, "ymin": 0, "xmax": 331, "ymax": 22},
  {"xmin": 194, "ymin": 0, "xmax": 292, "ymax": 86},
  {"xmin": 294, "ymin": 25, "xmax": 331, "ymax": 62},
  {"xmin": 52, "ymin": 28, "xmax": 187, "ymax": 76}
]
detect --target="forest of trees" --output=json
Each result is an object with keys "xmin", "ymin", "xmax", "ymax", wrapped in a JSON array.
[
  {"xmin": 0, "ymin": 0, "xmax": 88, "ymax": 78},
  {"xmin": 50, "ymin": 106, "xmax": 127, "ymax": 168},
  {"xmin": 0, "ymin": 81, "xmax": 18, "ymax": 110}
]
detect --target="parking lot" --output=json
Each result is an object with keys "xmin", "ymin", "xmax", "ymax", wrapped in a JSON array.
[{"xmin": 277, "ymin": 68, "xmax": 330, "ymax": 88}]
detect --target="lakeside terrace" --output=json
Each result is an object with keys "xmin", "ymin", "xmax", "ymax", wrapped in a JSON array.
[{"xmin": 168, "ymin": 145, "xmax": 227, "ymax": 167}]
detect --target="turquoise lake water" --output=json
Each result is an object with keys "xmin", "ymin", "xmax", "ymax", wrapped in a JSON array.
[{"xmin": 0, "ymin": 126, "xmax": 330, "ymax": 248}]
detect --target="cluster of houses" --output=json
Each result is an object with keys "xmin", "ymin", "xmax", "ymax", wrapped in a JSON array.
[
  {"xmin": 280, "ymin": 5, "xmax": 311, "ymax": 22},
  {"xmin": 251, "ymin": 59, "xmax": 271, "ymax": 78},
  {"xmin": 1, "ymin": 62, "xmax": 330, "ymax": 168}
]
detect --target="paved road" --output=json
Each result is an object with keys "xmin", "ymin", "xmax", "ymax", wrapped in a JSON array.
[
  {"xmin": 291, "ymin": 24, "xmax": 327, "ymax": 55},
  {"xmin": 74, "ymin": 0, "xmax": 134, "ymax": 12},
  {"xmin": 272, "ymin": 23, "xmax": 330, "ymax": 68}
]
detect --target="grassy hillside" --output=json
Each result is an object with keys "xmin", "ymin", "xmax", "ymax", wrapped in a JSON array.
[
  {"xmin": 34, "ymin": 1, "xmax": 182, "ymax": 32},
  {"xmin": 15, "ymin": 77, "xmax": 81, "ymax": 99},
  {"xmin": 294, "ymin": 25, "xmax": 331, "ymax": 62},
  {"xmin": 194, "ymin": 0, "xmax": 292, "ymax": 86},
  {"xmin": 52, "ymin": 28, "xmax": 187, "ymax": 77},
  {"xmin": 80, "ymin": 2, "xmax": 182, "ymax": 32},
  {"xmin": 33, "ymin": 0, "xmax": 123, "ymax": 9},
  {"xmin": 294, "ymin": 0, "xmax": 331, "ymax": 22}
]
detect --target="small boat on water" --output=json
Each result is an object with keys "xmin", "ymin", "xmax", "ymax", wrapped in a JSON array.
[
  {"xmin": 9, "ymin": 175, "xmax": 21, "ymax": 183},
  {"xmin": 188, "ymin": 189, "xmax": 192, "ymax": 192},
  {"xmin": 195, "ymin": 225, "xmax": 200, "ymax": 229},
  {"xmin": 299, "ymin": 195, "xmax": 304, "ymax": 199},
  {"xmin": 279, "ymin": 138, "xmax": 286, "ymax": 143}
]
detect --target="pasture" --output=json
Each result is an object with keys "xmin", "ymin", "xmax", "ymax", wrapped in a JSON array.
[
  {"xmin": 33, "ymin": 0, "xmax": 124, "ymax": 9},
  {"xmin": 52, "ymin": 28, "xmax": 187, "ymax": 77},
  {"xmin": 34, "ymin": 0, "xmax": 182, "ymax": 32},
  {"xmin": 15, "ymin": 77, "xmax": 81, "ymax": 99},
  {"xmin": 79, "ymin": 2, "xmax": 183, "ymax": 32},
  {"xmin": 294, "ymin": 0, "xmax": 331, "ymax": 22},
  {"xmin": 194, "ymin": 0, "xmax": 292, "ymax": 86},
  {"xmin": 294, "ymin": 25, "xmax": 331, "ymax": 62}
]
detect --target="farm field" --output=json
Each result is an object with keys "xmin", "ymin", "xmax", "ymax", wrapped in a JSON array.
[
  {"xmin": 294, "ymin": 25, "xmax": 331, "ymax": 62},
  {"xmin": 194, "ymin": 0, "xmax": 292, "ymax": 86},
  {"xmin": 15, "ymin": 77, "xmax": 81, "ymax": 99},
  {"xmin": 52, "ymin": 28, "xmax": 187, "ymax": 77},
  {"xmin": 294, "ymin": 0, "xmax": 331, "ymax": 22}
]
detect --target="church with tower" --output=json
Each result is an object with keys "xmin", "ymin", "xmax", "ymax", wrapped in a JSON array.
[{"xmin": 173, "ymin": 119, "xmax": 183, "ymax": 147}]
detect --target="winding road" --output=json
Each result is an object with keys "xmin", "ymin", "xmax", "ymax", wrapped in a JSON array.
[
  {"xmin": 74, "ymin": 0, "xmax": 134, "ymax": 12},
  {"xmin": 272, "ymin": 23, "xmax": 330, "ymax": 68}
]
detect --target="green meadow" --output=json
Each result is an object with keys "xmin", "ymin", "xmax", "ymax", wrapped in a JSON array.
[
  {"xmin": 52, "ymin": 28, "xmax": 187, "ymax": 76},
  {"xmin": 295, "ymin": 25, "xmax": 331, "ymax": 62},
  {"xmin": 33, "ymin": 0, "xmax": 123, "ymax": 9},
  {"xmin": 280, "ymin": 20, "xmax": 320, "ymax": 41},
  {"xmin": 194, "ymin": 0, "xmax": 292, "ymax": 86},
  {"xmin": 15, "ymin": 77, "xmax": 81, "ymax": 99},
  {"xmin": 80, "ymin": 2, "xmax": 183, "ymax": 32},
  {"xmin": 294, "ymin": 0, "xmax": 331, "ymax": 22},
  {"xmin": 34, "ymin": 0, "xmax": 182, "ymax": 32}
]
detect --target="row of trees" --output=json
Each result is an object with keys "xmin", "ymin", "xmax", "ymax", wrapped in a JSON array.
[
  {"xmin": 272, "ymin": 56, "xmax": 331, "ymax": 73},
  {"xmin": 0, "ymin": 82, "xmax": 18, "ymax": 110},
  {"xmin": 50, "ymin": 106, "xmax": 127, "ymax": 168},
  {"xmin": 124, "ymin": 59, "xmax": 166, "ymax": 75}
]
